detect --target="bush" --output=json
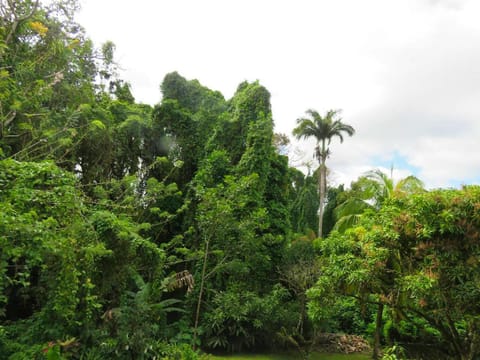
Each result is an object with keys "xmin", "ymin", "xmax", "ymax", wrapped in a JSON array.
[{"xmin": 202, "ymin": 285, "xmax": 292, "ymax": 352}]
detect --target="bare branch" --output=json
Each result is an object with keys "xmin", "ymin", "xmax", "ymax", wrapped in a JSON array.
[
  {"xmin": 3, "ymin": 110, "xmax": 16, "ymax": 128},
  {"xmin": 4, "ymin": 0, "xmax": 40, "ymax": 45}
]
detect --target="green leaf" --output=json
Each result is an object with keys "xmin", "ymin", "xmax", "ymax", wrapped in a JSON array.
[{"xmin": 90, "ymin": 119, "xmax": 106, "ymax": 130}]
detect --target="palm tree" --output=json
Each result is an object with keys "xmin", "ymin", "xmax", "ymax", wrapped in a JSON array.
[
  {"xmin": 334, "ymin": 169, "xmax": 425, "ymax": 233},
  {"xmin": 293, "ymin": 109, "xmax": 355, "ymax": 238},
  {"xmin": 366, "ymin": 168, "xmax": 425, "ymax": 205}
]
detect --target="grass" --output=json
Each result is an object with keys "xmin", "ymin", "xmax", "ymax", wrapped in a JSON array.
[{"xmin": 210, "ymin": 352, "xmax": 371, "ymax": 360}]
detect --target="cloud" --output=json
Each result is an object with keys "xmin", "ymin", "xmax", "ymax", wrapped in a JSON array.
[
  {"xmin": 319, "ymin": 1, "xmax": 480, "ymax": 188},
  {"xmin": 427, "ymin": 0, "xmax": 464, "ymax": 10},
  {"xmin": 77, "ymin": 0, "xmax": 480, "ymax": 189}
]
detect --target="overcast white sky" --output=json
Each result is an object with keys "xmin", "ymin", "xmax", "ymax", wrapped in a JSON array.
[{"xmin": 77, "ymin": 0, "xmax": 480, "ymax": 189}]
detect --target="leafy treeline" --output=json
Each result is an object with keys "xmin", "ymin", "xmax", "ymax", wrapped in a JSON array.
[
  {"xmin": 309, "ymin": 185, "xmax": 480, "ymax": 360},
  {"xmin": 1, "ymin": 1, "xmax": 480, "ymax": 360},
  {"xmin": 0, "ymin": 1, "xmax": 317, "ymax": 358}
]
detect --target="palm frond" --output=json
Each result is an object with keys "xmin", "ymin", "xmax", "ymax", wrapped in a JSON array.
[
  {"xmin": 365, "ymin": 169, "xmax": 393, "ymax": 202},
  {"xmin": 333, "ymin": 197, "xmax": 372, "ymax": 233},
  {"xmin": 395, "ymin": 175, "xmax": 425, "ymax": 194},
  {"xmin": 150, "ymin": 298, "xmax": 185, "ymax": 314},
  {"xmin": 334, "ymin": 198, "xmax": 371, "ymax": 219},
  {"xmin": 165, "ymin": 270, "xmax": 195, "ymax": 293},
  {"xmin": 305, "ymin": 109, "xmax": 321, "ymax": 120},
  {"xmin": 293, "ymin": 109, "xmax": 355, "ymax": 147},
  {"xmin": 333, "ymin": 214, "xmax": 363, "ymax": 233}
]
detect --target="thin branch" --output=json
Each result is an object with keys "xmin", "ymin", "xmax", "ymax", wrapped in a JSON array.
[
  {"xmin": 205, "ymin": 255, "xmax": 229, "ymax": 280},
  {"xmin": 3, "ymin": 110, "xmax": 16, "ymax": 129},
  {"xmin": 5, "ymin": 0, "xmax": 40, "ymax": 45}
]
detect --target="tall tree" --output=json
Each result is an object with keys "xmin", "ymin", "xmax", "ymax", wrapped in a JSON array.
[{"xmin": 292, "ymin": 109, "xmax": 354, "ymax": 238}]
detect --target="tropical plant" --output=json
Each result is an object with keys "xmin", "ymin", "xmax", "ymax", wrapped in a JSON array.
[
  {"xmin": 292, "ymin": 109, "xmax": 355, "ymax": 237},
  {"xmin": 328, "ymin": 169, "xmax": 424, "ymax": 356},
  {"xmin": 364, "ymin": 169, "xmax": 425, "ymax": 205},
  {"xmin": 334, "ymin": 169, "xmax": 425, "ymax": 233},
  {"xmin": 99, "ymin": 273, "xmax": 186, "ymax": 359},
  {"xmin": 309, "ymin": 186, "xmax": 480, "ymax": 360}
]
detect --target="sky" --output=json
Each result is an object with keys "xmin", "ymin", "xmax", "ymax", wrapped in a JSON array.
[{"xmin": 76, "ymin": 0, "xmax": 480, "ymax": 189}]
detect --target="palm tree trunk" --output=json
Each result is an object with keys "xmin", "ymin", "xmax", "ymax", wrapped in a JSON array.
[
  {"xmin": 318, "ymin": 141, "xmax": 327, "ymax": 238},
  {"xmin": 318, "ymin": 163, "xmax": 326, "ymax": 238}
]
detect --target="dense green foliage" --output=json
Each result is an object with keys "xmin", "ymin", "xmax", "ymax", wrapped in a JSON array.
[
  {"xmin": 1, "ymin": 1, "xmax": 479, "ymax": 360},
  {"xmin": 309, "ymin": 187, "xmax": 480, "ymax": 360},
  {"xmin": 211, "ymin": 354, "xmax": 370, "ymax": 360},
  {"xmin": 0, "ymin": 1, "xmax": 309, "ymax": 358}
]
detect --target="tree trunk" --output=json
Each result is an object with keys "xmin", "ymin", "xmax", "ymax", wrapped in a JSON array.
[
  {"xmin": 318, "ymin": 159, "xmax": 326, "ymax": 238},
  {"xmin": 297, "ymin": 293, "xmax": 306, "ymax": 336},
  {"xmin": 193, "ymin": 238, "xmax": 209, "ymax": 351},
  {"xmin": 466, "ymin": 321, "xmax": 480, "ymax": 360},
  {"xmin": 373, "ymin": 303, "xmax": 384, "ymax": 360}
]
